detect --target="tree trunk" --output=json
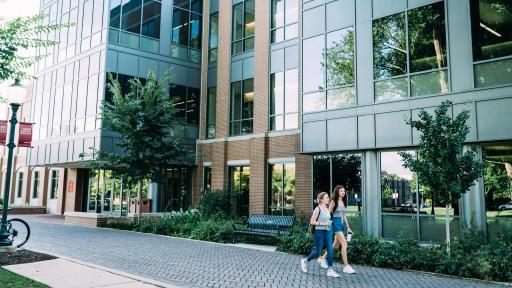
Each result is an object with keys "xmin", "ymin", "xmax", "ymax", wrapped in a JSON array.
[
  {"xmin": 137, "ymin": 179, "xmax": 143, "ymax": 224},
  {"xmin": 431, "ymin": 194, "xmax": 435, "ymax": 215},
  {"xmin": 445, "ymin": 203, "xmax": 451, "ymax": 256},
  {"xmin": 433, "ymin": 30, "xmax": 448, "ymax": 93}
]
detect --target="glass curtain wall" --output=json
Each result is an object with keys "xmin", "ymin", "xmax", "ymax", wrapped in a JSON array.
[
  {"xmin": 380, "ymin": 151, "xmax": 460, "ymax": 242},
  {"xmin": 169, "ymin": 84, "xmax": 200, "ymax": 138},
  {"xmin": 373, "ymin": 2, "xmax": 448, "ymax": 101},
  {"xmin": 470, "ymin": 0, "xmax": 512, "ymax": 87},
  {"xmin": 269, "ymin": 163, "xmax": 296, "ymax": 215},
  {"xmin": 271, "ymin": 0, "xmax": 298, "ymax": 43},
  {"xmin": 164, "ymin": 167, "xmax": 193, "ymax": 211},
  {"xmin": 232, "ymin": 0, "xmax": 255, "ymax": 55},
  {"xmin": 312, "ymin": 153, "xmax": 363, "ymax": 233},
  {"xmin": 109, "ymin": 0, "xmax": 161, "ymax": 53},
  {"xmin": 171, "ymin": 0, "xmax": 202, "ymax": 62},
  {"xmin": 482, "ymin": 145, "xmax": 512, "ymax": 241},
  {"xmin": 270, "ymin": 69, "xmax": 298, "ymax": 131}
]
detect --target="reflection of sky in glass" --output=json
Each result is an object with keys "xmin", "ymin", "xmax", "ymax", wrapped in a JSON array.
[
  {"xmin": 381, "ymin": 151, "xmax": 414, "ymax": 180},
  {"xmin": 302, "ymin": 35, "xmax": 325, "ymax": 92}
]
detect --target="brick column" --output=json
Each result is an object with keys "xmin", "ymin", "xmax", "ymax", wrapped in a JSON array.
[
  {"xmin": 295, "ymin": 154, "xmax": 313, "ymax": 215},
  {"xmin": 199, "ymin": 0, "xmax": 211, "ymax": 140},
  {"xmin": 253, "ymin": 0, "xmax": 270, "ymax": 134},
  {"xmin": 212, "ymin": 141, "xmax": 227, "ymax": 190},
  {"xmin": 249, "ymin": 137, "xmax": 267, "ymax": 214},
  {"xmin": 215, "ymin": 0, "xmax": 232, "ymax": 138}
]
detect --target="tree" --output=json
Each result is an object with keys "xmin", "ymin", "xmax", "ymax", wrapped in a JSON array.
[
  {"xmin": 0, "ymin": 13, "xmax": 64, "ymax": 82},
  {"xmin": 82, "ymin": 71, "xmax": 188, "ymax": 221},
  {"xmin": 399, "ymin": 100, "xmax": 482, "ymax": 254}
]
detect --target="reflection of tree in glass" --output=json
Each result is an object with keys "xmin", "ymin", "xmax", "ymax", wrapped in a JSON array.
[
  {"xmin": 284, "ymin": 164, "xmax": 295, "ymax": 207},
  {"xmin": 484, "ymin": 160, "xmax": 512, "ymax": 210},
  {"xmin": 408, "ymin": 2, "xmax": 448, "ymax": 92},
  {"xmin": 373, "ymin": 12, "xmax": 407, "ymax": 79},
  {"xmin": 323, "ymin": 28, "xmax": 355, "ymax": 88}
]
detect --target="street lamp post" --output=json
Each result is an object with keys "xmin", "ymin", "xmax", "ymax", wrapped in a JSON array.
[{"xmin": 0, "ymin": 79, "xmax": 26, "ymax": 247}]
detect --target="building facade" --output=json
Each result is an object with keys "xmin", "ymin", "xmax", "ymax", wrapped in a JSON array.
[{"xmin": 1, "ymin": 0, "xmax": 511, "ymax": 241}]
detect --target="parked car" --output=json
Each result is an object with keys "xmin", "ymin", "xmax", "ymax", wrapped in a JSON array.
[{"xmin": 498, "ymin": 201, "xmax": 512, "ymax": 211}]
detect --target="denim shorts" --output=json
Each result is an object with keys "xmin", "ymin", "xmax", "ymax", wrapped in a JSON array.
[{"xmin": 332, "ymin": 217, "xmax": 345, "ymax": 233}]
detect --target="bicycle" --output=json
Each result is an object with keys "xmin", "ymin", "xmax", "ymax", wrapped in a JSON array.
[{"xmin": 6, "ymin": 218, "xmax": 30, "ymax": 248}]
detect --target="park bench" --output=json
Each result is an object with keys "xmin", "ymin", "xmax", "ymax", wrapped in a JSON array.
[{"xmin": 232, "ymin": 214, "xmax": 295, "ymax": 243}]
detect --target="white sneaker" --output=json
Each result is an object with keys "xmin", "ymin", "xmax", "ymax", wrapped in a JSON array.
[
  {"xmin": 317, "ymin": 258, "xmax": 328, "ymax": 269},
  {"xmin": 326, "ymin": 269, "xmax": 340, "ymax": 278},
  {"xmin": 343, "ymin": 265, "xmax": 356, "ymax": 274},
  {"xmin": 300, "ymin": 259, "xmax": 308, "ymax": 273}
]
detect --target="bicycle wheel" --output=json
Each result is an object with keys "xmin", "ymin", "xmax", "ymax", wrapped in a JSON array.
[{"xmin": 7, "ymin": 218, "xmax": 31, "ymax": 248}]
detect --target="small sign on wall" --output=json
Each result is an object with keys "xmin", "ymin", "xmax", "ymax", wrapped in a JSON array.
[{"xmin": 67, "ymin": 181, "xmax": 74, "ymax": 193}]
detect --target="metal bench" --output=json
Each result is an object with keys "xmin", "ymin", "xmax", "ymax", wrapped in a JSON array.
[{"xmin": 232, "ymin": 214, "xmax": 295, "ymax": 243}]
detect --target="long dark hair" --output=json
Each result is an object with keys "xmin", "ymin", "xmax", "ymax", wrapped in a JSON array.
[{"xmin": 331, "ymin": 185, "xmax": 346, "ymax": 215}]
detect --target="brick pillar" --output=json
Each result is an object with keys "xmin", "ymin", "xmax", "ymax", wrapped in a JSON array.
[
  {"xmin": 249, "ymin": 137, "xmax": 267, "ymax": 214},
  {"xmin": 212, "ymin": 141, "xmax": 227, "ymax": 190},
  {"xmin": 64, "ymin": 168, "xmax": 78, "ymax": 212},
  {"xmin": 56, "ymin": 168, "xmax": 67, "ymax": 214},
  {"xmin": 199, "ymin": 0, "xmax": 211, "ymax": 140},
  {"xmin": 295, "ymin": 154, "xmax": 313, "ymax": 215},
  {"xmin": 39, "ymin": 167, "xmax": 50, "ymax": 207},
  {"xmin": 22, "ymin": 166, "xmax": 31, "ymax": 205},
  {"xmin": 215, "ymin": 0, "xmax": 232, "ymax": 138},
  {"xmin": 253, "ymin": 0, "xmax": 270, "ymax": 134}
]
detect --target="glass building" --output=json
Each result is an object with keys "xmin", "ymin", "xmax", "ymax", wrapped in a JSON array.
[{"xmin": 1, "ymin": 0, "xmax": 510, "ymax": 241}]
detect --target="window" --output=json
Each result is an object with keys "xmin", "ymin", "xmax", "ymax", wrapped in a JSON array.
[
  {"xmin": 232, "ymin": 0, "xmax": 255, "ymax": 55},
  {"xmin": 171, "ymin": 0, "xmax": 202, "ymax": 62},
  {"xmin": 206, "ymin": 86, "xmax": 216, "ymax": 138},
  {"xmin": 229, "ymin": 166, "xmax": 250, "ymax": 217},
  {"xmin": 269, "ymin": 163, "xmax": 295, "ymax": 215},
  {"xmin": 32, "ymin": 171, "xmax": 40, "ymax": 199},
  {"xmin": 230, "ymin": 79, "xmax": 254, "ymax": 136},
  {"xmin": 380, "ymin": 151, "xmax": 460, "ymax": 242},
  {"xmin": 270, "ymin": 69, "xmax": 298, "ymax": 131},
  {"xmin": 302, "ymin": 27, "xmax": 355, "ymax": 112},
  {"xmin": 50, "ymin": 170, "xmax": 59, "ymax": 199},
  {"xmin": 271, "ymin": 0, "xmax": 298, "ymax": 43},
  {"xmin": 203, "ymin": 166, "xmax": 212, "ymax": 189},
  {"xmin": 471, "ymin": 0, "xmax": 512, "ymax": 87},
  {"xmin": 482, "ymin": 145, "xmax": 512, "ymax": 241},
  {"xmin": 209, "ymin": 12, "xmax": 219, "ymax": 62},
  {"xmin": 312, "ymin": 153, "xmax": 363, "ymax": 233},
  {"xmin": 169, "ymin": 84, "xmax": 200, "ymax": 125},
  {"xmin": 373, "ymin": 2, "xmax": 448, "ymax": 101},
  {"xmin": 16, "ymin": 172, "xmax": 24, "ymax": 198},
  {"xmin": 109, "ymin": 0, "xmax": 161, "ymax": 53}
]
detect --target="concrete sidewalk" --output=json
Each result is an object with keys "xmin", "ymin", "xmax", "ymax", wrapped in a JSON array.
[{"xmin": 4, "ymin": 258, "xmax": 172, "ymax": 288}]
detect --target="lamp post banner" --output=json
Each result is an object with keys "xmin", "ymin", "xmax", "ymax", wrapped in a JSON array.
[
  {"xmin": 18, "ymin": 122, "xmax": 32, "ymax": 148},
  {"xmin": 0, "ymin": 120, "xmax": 7, "ymax": 145}
]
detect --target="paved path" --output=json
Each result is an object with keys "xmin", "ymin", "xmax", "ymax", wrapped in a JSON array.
[{"xmin": 20, "ymin": 215, "xmax": 508, "ymax": 288}]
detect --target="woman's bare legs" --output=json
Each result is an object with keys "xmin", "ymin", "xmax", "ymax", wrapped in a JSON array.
[{"xmin": 321, "ymin": 232, "xmax": 348, "ymax": 266}]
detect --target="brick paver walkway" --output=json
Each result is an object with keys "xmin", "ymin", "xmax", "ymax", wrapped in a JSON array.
[{"xmin": 21, "ymin": 215, "xmax": 507, "ymax": 288}]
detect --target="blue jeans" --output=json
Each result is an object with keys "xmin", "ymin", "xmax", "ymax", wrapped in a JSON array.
[{"xmin": 306, "ymin": 229, "xmax": 334, "ymax": 268}]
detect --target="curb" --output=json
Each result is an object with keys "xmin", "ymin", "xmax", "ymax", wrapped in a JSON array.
[
  {"xmin": 403, "ymin": 269, "xmax": 512, "ymax": 287},
  {"xmin": 25, "ymin": 249, "xmax": 185, "ymax": 288}
]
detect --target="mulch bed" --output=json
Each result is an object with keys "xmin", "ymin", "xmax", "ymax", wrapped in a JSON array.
[{"xmin": 0, "ymin": 250, "xmax": 56, "ymax": 266}]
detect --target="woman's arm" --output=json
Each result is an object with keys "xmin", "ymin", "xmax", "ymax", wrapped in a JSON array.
[
  {"xmin": 344, "ymin": 213, "xmax": 352, "ymax": 232},
  {"xmin": 328, "ymin": 200, "xmax": 335, "ymax": 212}
]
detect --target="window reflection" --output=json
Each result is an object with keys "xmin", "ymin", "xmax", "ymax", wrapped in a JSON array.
[
  {"xmin": 230, "ymin": 166, "xmax": 250, "ymax": 217},
  {"xmin": 169, "ymin": 84, "xmax": 200, "ymax": 125},
  {"xmin": 232, "ymin": 0, "xmax": 255, "ymax": 54},
  {"xmin": 325, "ymin": 27, "xmax": 355, "ymax": 88},
  {"xmin": 206, "ymin": 87, "xmax": 216, "ymax": 139},
  {"xmin": 230, "ymin": 79, "xmax": 254, "ymax": 136},
  {"xmin": 373, "ymin": 12, "xmax": 407, "ymax": 80},
  {"xmin": 269, "ymin": 163, "xmax": 296, "ymax": 216},
  {"xmin": 302, "ymin": 35, "xmax": 325, "ymax": 92},
  {"xmin": 270, "ymin": 69, "xmax": 298, "ymax": 131},
  {"xmin": 171, "ymin": 0, "xmax": 202, "ymax": 62},
  {"xmin": 271, "ymin": 0, "xmax": 298, "ymax": 43},
  {"xmin": 209, "ymin": 13, "xmax": 219, "ymax": 62}
]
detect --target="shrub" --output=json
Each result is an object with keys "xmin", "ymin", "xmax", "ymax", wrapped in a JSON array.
[
  {"xmin": 198, "ymin": 189, "xmax": 231, "ymax": 217},
  {"xmin": 276, "ymin": 233, "xmax": 313, "ymax": 256},
  {"xmin": 189, "ymin": 220, "xmax": 234, "ymax": 243}
]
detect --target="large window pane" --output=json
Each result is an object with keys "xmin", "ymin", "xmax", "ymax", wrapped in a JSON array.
[
  {"xmin": 231, "ymin": 82, "xmax": 242, "ymax": 122},
  {"xmin": 373, "ymin": 12, "xmax": 407, "ymax": 79},
  {"xmin": 271, "ymin": 0, "xmax": 284, "ymax": 29},
  {"xmin": 302, "ymin": 35, "xmax": 325, "ymax": 92},
  {"xmin": 381, "ymin": 151, "xmax": 417, "ymax": 213},
  {"xmin": 270, "ymin": 72, "xmax": 284, "ymax": 115},
  {"xmin": 327, "ymin": 86, "xmax": 355, "ymax": 109},
  {"xmin": 244, "ymin": 0, "xmax": 255, "ymax": 37},
  {"xmin": 303, "ymin": 91, "xmax": 325, "ymax": 112},
  {"xmin": 270, "ymin": 164, "xmax": 284, "ymax": 215},
  {"xmin": 313, "ymin": 155, "xmax": 330, "ymax": 205},
  {"xmin": 173, "ymin": 0, "xmax": 188, "ymax": 9},
  {"xmin": 474, "ymin": 57, "xmax": 512, "ymax": 87},
  {"xmin": 232, "ymin": 3, "xmax": 244, "ymax": 41},
  {"xmin": 209, "ymin": 12, "xmax": 218, "ymax": 62},
  {"xmin": 284, "ymin": 69, "xmax": 298, "ymax": 113},
  {"xmin": 374, "ymin": 77, "xmax": 408, "ymax": 102},
  {"xmin": 187, "ymin": 87, "xmax": 200, "ymax": 124},
  {"xmin": 410, "ymin": 70, "xmax": 449, "ymax": 97},
  {"xmin": 141, "ymin": 0, "xmax": 161, "ymax": 39},
  {"xmin": 471, "ymin": 0, "xmax": 512, "ymax": 61},
  {"xmin": 206, "ymin": 87, "xmax": 216, "ymax": 139},
  {"xmin": 190, "ymin": 12, "xmax": 202, "ymax": 49},
  {"xmin": 326, "ymin": 27, "xmax": 355, "ymax": 88},
  {"xmin": 408, "ymin": 2, "xmax": 447, "ymax": 73},
  {"xmin": 121, "ymin": 0, "xmax": 142, "ymax": 34},
  {"xmin": 169, "ymin": 84, "xmax": 187, "ymax": 120},
  {"xmin": 110, "ymin": 0, "xmax": 122, "ymax": 29},
  {"xmin": 172, "ymin": 8, "xmax": 189, "ymax": 46},
  {"xmin": 285, "ymin": 0, "xmax": 298, "ymax": 25},
  {"xmin": 242, "ymin": 79, "xmax": 254, "ymax": 120},
  {"xmin": 230, "ymin": 166, "xmax": 250, "ymax": 217}
]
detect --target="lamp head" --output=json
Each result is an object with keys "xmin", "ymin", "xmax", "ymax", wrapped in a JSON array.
[{"xmin": 7, "ymin": 79, "xmax": 26, "ymax": 105}]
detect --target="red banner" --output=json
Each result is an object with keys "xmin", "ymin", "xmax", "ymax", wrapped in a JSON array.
[
  {"xmin": 0, "ymin": 120, "xmax": 7, "ymax": 146},
  {"xmin": 17, "ymin": 122, "xmax": 33, "ymax": 148}
]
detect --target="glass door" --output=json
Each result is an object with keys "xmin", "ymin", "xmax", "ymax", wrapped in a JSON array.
[
  {"xmin": 230, "ymin": 166, "xmax": 250, "ymax": 217},
  {"xmin": 87, "ymin": 171, "xmax": 100, "ymax": 213}
]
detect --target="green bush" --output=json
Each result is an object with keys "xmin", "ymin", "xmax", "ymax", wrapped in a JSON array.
[
  {"xmin": 198, "ymin": 189, "xmax": 231, "ymax": 217},
  {"xmin": 189, "ymin": 220, "xmax": 234, "ymax": 243},
  {"xmin": 276, "ymin": 233, "xmax": 313, "ymax": 255}
]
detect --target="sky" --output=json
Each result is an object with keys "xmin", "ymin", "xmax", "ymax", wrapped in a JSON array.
[{"xmin": 0, "ymin": 0, "xmax": 39, "ymax": 106}]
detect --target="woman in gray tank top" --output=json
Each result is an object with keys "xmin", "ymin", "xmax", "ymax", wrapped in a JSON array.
[
  {"xmin": 318, "ymin": 185, "xmax": 356, "ymax": 274},
  {"xmin": 300, "ymin": 192, "xmax": 340, "ymax": 278}
]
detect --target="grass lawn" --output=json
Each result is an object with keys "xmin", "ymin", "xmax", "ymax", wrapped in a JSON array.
[{"xmin": 0, "ymin": 268, "xmax": 48, "ymax": 288}]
